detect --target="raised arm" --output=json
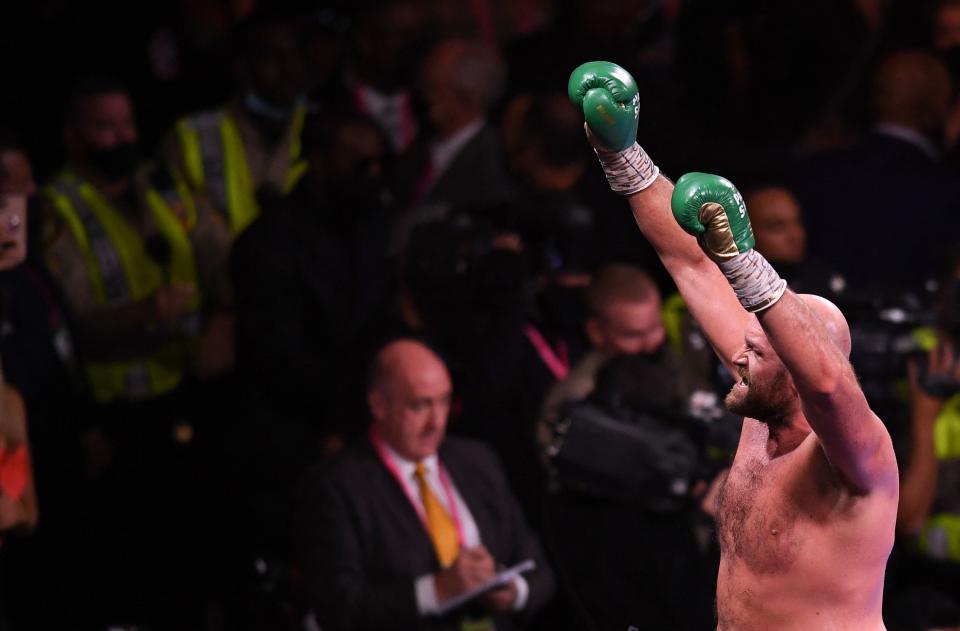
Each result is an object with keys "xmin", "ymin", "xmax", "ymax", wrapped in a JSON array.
[
  {"xmin": 567, "ymin": 62, "xmax": 748, "ymax": 372},
  {"xmin": 758, "ymin": 291, "xmax": 896, "ymax": 494},
  {"xmin": 668, "ymin": 171, "xmax": 896, "ymax": 494},
  {"xmin": 624, "ymin": 178, "xmax": 749, "ymax": 373}
]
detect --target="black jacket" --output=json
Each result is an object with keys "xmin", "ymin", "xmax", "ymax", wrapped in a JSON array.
[{"xmin": 295, "ymin": 435, "xmax": 555, "ymax": 631}]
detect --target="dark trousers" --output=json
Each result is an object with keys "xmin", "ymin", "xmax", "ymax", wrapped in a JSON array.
[
  {"xmin": 544, "ymin": 491, "xmax": 717, "ymax": 631},
  {"xmin": 74, "ymin": 391, "xmax": 207, "ymax": 630}
]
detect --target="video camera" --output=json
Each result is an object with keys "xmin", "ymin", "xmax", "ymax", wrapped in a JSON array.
[
  {"xmin": 546, "ymin": 353, "xmax": 740, "ymax": 512},
  {"xmin": 839, "ymin": 285, "xmax": 960, "ymax": 403}
]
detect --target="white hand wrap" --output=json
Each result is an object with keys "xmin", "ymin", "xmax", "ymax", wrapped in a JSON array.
[
  {"xmin": 594, "ymin": 141, "xmax": 660, "ymax": 195},
  {"xmin": 717, "ymin": 250, "xmax": 788, "ymax": 313}
]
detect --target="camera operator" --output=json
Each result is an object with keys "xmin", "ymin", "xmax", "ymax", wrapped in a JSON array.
[
  {"xmin": 888, "ymin": 255, "xmax": 960, "ymax": 615},
  {"xmin": 537, "ymin": 263, "xmax": 727, "ymax": 630}
]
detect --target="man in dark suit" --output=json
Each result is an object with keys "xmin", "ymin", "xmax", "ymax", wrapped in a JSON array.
[
  {"xmin": 390, "ymin": 38, "xmax": 514, "ymax": 253},
  {"xmin": 791, "ymin": 50, "xmax": 960, "ymax": 294},
  {"xmin": 295, "ymin": 339, "xmax": 554, "ymax": 631}
]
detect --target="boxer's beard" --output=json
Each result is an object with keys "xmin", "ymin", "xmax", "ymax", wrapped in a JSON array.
[{"xmin": 725, "ymin": 363, "xmax": 794, "ymax": 426}]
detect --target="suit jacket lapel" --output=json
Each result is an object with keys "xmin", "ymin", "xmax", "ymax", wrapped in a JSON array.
[
  {"xmin": 426, "ymin": 126, "xmax": 489, "ymax": 204},
  {"xmin": 440, "ymin": 442, "xmax": 500, "ymax": 554},
  {"xmin": 360, "ymin": 437, "xmax": 443, "ymax": 570}
]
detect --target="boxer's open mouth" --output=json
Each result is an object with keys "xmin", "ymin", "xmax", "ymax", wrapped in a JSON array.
[
  {"xmin": 0, "ymin": 240, "xmax": 17, "ymax": 252},
  {"xmin": 739, "ymin": 368, "xmax": 749, "ymax": 386}
]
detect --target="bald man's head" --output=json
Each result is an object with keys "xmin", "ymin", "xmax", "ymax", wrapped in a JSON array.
[
  {"xmin": 420, "ymin": 38, "xmax": 504, "ymax": 137},
  {"xmin": 368, "ymin": 339, "xmax": 453, "ymax": 461},
  {"xmin": 872, "ymin": 50, "xmax": 952, "ymax": 136}
]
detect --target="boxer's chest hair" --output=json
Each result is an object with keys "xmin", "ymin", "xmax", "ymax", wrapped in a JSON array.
[{"xmin": 717, "ymin": 455, "xmax": 804, "ymax": 575}]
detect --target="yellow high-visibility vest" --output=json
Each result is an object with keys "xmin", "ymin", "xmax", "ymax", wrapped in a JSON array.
[
  {"xmin": 44, "ymin": 171, "xmax": 201, "ymax": 403},
  {"xmin": 911, "ymin": 327, "xmax": 960, "ymax": 561},
  {"xmin": 173, "ymin": 103, "xmax": 307, "ymax": 235},
  {"xmin": 662, "ymin": 292, "xmax": 688, "ymax": 357}
]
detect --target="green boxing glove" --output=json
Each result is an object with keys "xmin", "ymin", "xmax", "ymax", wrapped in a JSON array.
[
  {"xmin": 671, "ymin": 172, "xmax": 755, "ymax": 262},
  {"xmin": 567, "ymin": 61, "xmax": 659, "ymax": 195},
  {"xmin": 671, "ymin": 172, "xmax": 786, "ymax": 312},
  {"xmin": 567, "ymin": 61, "xmax": 639, "ymax": 151}
]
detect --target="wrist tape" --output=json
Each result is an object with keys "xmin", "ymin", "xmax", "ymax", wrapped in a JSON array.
[
  {"xmin": 594, "ymin": 141, "xmax": 660, "ymax": 195},
  {"xmin": 717, "ymin": 249, "xmax": 787, "ymax": 313}
]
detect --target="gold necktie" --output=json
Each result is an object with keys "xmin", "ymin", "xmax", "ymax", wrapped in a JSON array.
[{"xmin": 414, "ymin": 462, "xmax": 460, "ymax": 568}]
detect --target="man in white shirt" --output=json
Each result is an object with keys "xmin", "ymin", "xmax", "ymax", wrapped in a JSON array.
[
  {"xmin": 391, "ymin": 38, "xmax": 514, "ymax": 254},
  {"xmin": 791, "ymin": 49, "xmax": 960, "ymax": 292},
  {"xmin": 295, "ymin": 338, "xmax": 555, "ymax": 631}
]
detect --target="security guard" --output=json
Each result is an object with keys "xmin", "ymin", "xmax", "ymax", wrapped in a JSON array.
[
  {"xmin": 907, "ymin": 326, "xmax": 960, "ymax": 563},
  {"xmin": 162, "ymin": 10, "xmax": 308, "ymax": 237},
  {"xmin": 44, "ymin": 76, "xmax": 202, "ymax": 404}
]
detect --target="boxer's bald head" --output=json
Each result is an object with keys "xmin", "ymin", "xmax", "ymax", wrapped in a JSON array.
[
  {"xmin": 368, "ymin": 339, "xmax": 452, "ymax": 461},
  {"xmin": 799, "ymin": 294, "xmax": 852, "ymax": 358}
]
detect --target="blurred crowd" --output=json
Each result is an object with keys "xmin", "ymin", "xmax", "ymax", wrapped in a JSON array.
[{"xmin": 2, "ymin": 0, "xmax": 960, "ymax": 629}]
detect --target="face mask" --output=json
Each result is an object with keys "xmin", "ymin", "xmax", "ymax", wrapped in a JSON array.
[
  {"xmin": 243, "ymin": 91, "xmax": 303, "ymax": 122},
  {"xmin": 86, "ymin": 142, "xmax": 141, "ymax": 181}
]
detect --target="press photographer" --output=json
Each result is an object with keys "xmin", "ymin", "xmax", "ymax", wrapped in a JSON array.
[{"xmin": 537, "ymin": 263, "xmax": 732, "ymax": 631}]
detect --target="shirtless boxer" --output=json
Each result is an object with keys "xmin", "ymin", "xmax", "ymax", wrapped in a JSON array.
[{"xmin": 568, "ymin": 61, "xmax": 899, "ymax": 629}]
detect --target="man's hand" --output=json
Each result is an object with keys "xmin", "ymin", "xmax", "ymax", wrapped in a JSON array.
[
  {"xmin": 152, "ymin": 282, "xmax": 197, "ymax": 328},
  {"xmin": 911, "ymin": 340, "xmax": 960, "ymax": 409},
  {"xmin": 433, "ymin": 545, "xmax": 496, "ymax": 603},
  {"xmin": 567, "ymin": 61, "xmax": 639, "ymax": 151},
  {"xmin": 481, "ymin": 579, "xmax": 518, "ymax": 612}
]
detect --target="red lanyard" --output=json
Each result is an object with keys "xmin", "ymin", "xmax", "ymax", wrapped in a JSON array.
[
  {"xmin": 523, "ymin": 324, "xmax": 570, "ymax": 381},
  {"xmin": 368, "ymin": 428, "xmax": 465, "ymax": 546}
]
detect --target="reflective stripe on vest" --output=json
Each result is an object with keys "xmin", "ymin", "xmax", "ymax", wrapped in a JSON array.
[
  {"xmin": 921, "ymin": 396, "xmax": 960, "ymax": 560},
  {"xmin": 910, "ymin": 326, "xmax": 960, "ymax": 560},
  {"xmin": 662, "ymin": 291, "xmax": 687, "ymax": 357},
  {"xmin": 45, "ymin": 173, "xmax": 200, "ymax": 402},
  {"xmin": 176, "ymin": 103, "xmax": 307, "ymax": 235},
  {"xmin": 910, "ymin": 328, "xmax": 960, "ymax": 459},
  {"xmin": 919, "ymin": 514, "xmax": 960, "ymax": 562}
]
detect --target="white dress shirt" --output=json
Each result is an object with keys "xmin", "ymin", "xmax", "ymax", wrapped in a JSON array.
[
  {"xmin": 874, "ymin": 122, "xmax": 940, "ymax": 160},
  {"xmin": 380, "ymin": 443, "xmax": 530, "ymax": 615},
  {"xmin": 353, "ymin": 81, "xmax": 417, "ymax": 154},
  {"xmin": 426, "ymin": 118, "xmax": 486, "ymax": 189}
]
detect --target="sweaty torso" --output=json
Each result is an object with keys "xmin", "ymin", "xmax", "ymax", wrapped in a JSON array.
[{"xmin": 715, "ymin": 419, "xmax": 896, "ymax": 631}]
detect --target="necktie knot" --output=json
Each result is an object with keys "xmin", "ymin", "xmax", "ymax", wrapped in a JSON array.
[{"xmin": 414, "ymin": 461, "xmax": 427, "ymax": 479}]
